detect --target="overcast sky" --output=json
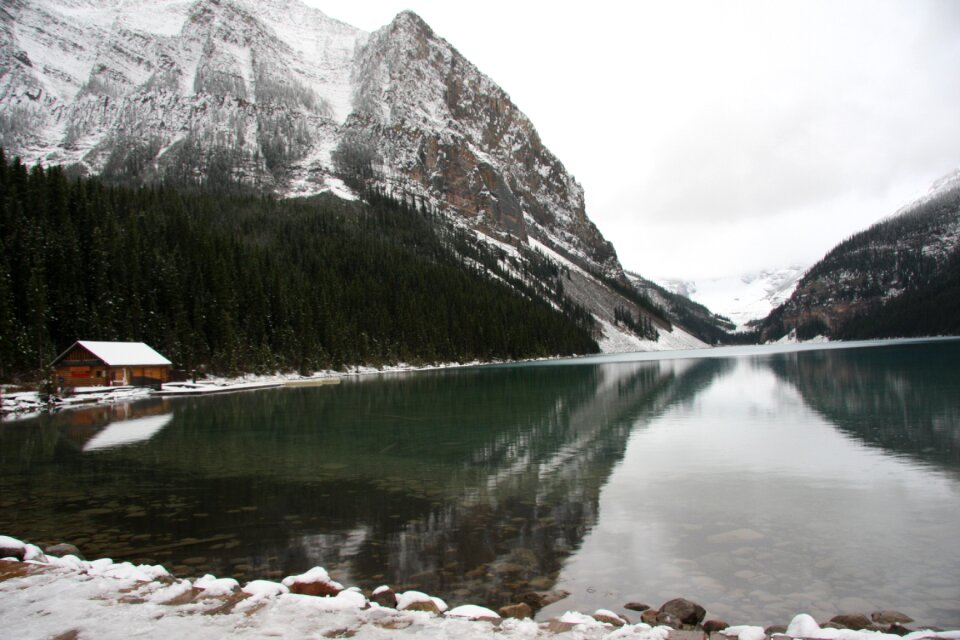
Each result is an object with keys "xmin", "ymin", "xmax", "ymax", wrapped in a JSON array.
[{"xmin": 307, "ymin": 0, "xmax": 960, "ymax": 281}]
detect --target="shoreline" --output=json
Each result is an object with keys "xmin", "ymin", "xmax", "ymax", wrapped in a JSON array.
[
  {"xmin": 2, "ymin": 535, "xmax": 959, "ymax": 640},
  {"xmin": 0, "ymin": 358, "xmax": 499, "ymax": 419},
  {"xmin": 6, "ymin": 336, "xmax": 960, "ymax": 420}
]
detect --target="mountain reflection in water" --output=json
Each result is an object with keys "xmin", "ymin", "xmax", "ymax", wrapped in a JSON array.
[
  {"xmin": 539, "ymin": 342, "xmax": 960, "ymax": 627},
  {"xmin": 1, "ymin": 339, "xmax": 958, "ymax": 627},
  {"xmin": 0, "ymin": 359, "xmax": 714, "ymax": 608}
]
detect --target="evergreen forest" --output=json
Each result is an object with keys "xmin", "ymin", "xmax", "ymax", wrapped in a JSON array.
[
  {"xmin": 833, "ymin": 247, "xmax": 960, "ymax": 340},
  {"xmin": 0, "ymin": 151, "xmax": 599, "ymax": 381},
  {"xmin": 759, "ymin": 183, "xmax": 960, "ymax": 342}
]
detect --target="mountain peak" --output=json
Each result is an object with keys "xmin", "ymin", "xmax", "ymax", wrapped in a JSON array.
[
  {"xmin": 389, "ymin": 9, "xmax": 433, "ymax": 35},
  {"xmin": 1, "ymin": 0, "xmax": 673, "ymax": 350}
]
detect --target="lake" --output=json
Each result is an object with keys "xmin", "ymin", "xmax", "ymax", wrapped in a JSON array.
[{"xmin": 2, "ymin": 338, "xmax": 959, "ymax": 627}]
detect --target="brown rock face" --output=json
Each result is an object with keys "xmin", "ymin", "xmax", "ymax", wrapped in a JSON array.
[
  {"xmin": 287, "ymin": 580, "xmax": 342, "ymax": 597},
  {"xmin": 703, "ymin": 620, "xmax": 731, "ymax": 633},
  {"xmin": 641, "ymin": 609, "xmax": 660, "ymax": 624},
  {"xmin": 370, "ymin": 588, "xmax": 398, "ymax": 609},
  {"xmin": 349, "ymin": 11, "xmax": 623, "ymax": 280},
  {"xmin": 544, "ymin": 619, "xmax": 577, "ymax": 634},
  {"xmin": 0, "ymin": 543, "xmax": 26, "ymax": 562},
  {"xmin": 498, "ymin": 603, "xmax": 534, "ymax": 619},
  {"xmin": 0, "ymin": 559, "xmax": 45, "ymax": 582},
  {"xmin": 400, "ymin": 599, "xmax": 441, "ymax": 614},
  {"xmin": 593, "ymin": 612, "xmax": 626, "ymax": 627}
]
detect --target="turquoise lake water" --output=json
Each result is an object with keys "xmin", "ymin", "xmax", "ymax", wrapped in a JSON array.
[{"xmin": 2, "ymin": 338, "xmax": 958, "ymax": 626}]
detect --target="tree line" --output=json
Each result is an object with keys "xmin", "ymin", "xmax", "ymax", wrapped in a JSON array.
[
  {"xmin": 0, "ymin": 150, "xmax": 599, "ymax": 381},
  {"xmin": 760, "ymin": 183, "xmax": 960, "ymax": 342}
]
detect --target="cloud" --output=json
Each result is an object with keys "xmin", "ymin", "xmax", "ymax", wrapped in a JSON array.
[{"xmin": 628, "ymin": 1, "xmax": 960, "ymax": 221}]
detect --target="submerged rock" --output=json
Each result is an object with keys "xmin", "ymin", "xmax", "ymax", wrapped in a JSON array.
[
  {"xmin": 625, "ymin": 602, "xmax": 651, "ymax": 612},
  {"xmin": 44, "ymin": 543, "xmax": 84, "ymax": 560},
  {"xmin": 872, "ymin": 611, "xmax": 914, "ymax": 625},
  {"xmin": 641, "ymin": 609, "xmax": 660, "ymax": 624},
  {"xmin": 657, "ymin": 611, "xmax": 682, "ymax": 628},
  {"xmin": 704, "ymin": 619, "xmax": 731, "ymax": 633},
  {"xmin": 521, "ymin": 589, "xmax": 569, "ymax": 611},
  {"xmin": 660, "ymin": 598, "xmax": 707, "ymax": 626},
  {"xmin": 830, "ymin": 613, "xmax": 873, "ymax": 630}
]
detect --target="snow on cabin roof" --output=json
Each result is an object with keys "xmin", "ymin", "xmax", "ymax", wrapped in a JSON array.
[{"xmin": 55, "ymin": 341, "xmax": 172, "ymax": 367}]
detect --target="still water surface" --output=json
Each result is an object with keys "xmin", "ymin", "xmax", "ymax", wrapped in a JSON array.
[{"xmin": 2, "ymin": 339, "xmax": 959, "ymax": 626}]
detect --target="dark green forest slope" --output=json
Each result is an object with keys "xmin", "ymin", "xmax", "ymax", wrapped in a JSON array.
[
  {"xmin": 0, "ymin": 151, "xmax": 598, "ymax": 381},
  {"xmin": 759, "ymin": 177, "xmax": 960, "ymax": 342}
]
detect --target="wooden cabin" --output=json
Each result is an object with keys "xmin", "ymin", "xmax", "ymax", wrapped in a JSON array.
[{"xmin": 51, "ymin": 341, "xmax": 172, "ymax": 388}]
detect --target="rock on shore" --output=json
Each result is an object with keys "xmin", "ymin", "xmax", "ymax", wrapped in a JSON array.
[{"xmin": 2, "ymin": 535, "xmax": 960, "ymax": 640}]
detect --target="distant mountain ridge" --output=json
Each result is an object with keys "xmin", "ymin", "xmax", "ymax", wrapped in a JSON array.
[
  {"xmin": 0, "ymin": 0, "xmax": 711, "ymax": 351},
  {"xmin": 760, "ymin": 170, "xmax": 960, "ymax": 341},
  {"xmin": 657, "ymin": 267, "xmax": 805, "ymax": 331}
]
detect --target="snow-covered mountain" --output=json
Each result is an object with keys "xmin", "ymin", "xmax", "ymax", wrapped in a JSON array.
[
  {"xmin": 759, "ymin": 169, "xmax": 960, "ymax": 341},
  {"xmin": 1, "ymin": 0, "xmax": 708, "ymax": 352},
  {"xmin": 658, "ymin": 267, "xmax": 805, "ymax": 331}
]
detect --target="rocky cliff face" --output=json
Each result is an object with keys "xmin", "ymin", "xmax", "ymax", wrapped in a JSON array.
[
  {"xmin": 344, "ymin": 11, "xmax": 619, "ymax": 277},
  {"xmin": 1, "ymin": 0, "xmax": 360, "ymax": 191},
  {"xmin": 1, "ymin": 0, "xmax": 705, "ymax": 350}
]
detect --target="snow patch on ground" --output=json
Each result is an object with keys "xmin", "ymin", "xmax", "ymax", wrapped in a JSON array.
[
  {"xmin": 598, "ymin": 319, "xmax": 708, "ymax": 354},
  {"xmin": 527, "ymin": 236, "xmax": 592, "ymax": 280},
  {"xmin": 4, "ymin": 528, "xmax": 960, "ymax": 639},
  {"xmin": 771, "ymin": 330, "xmax": 830, "ymax": 345},
  {"xmin": 446, "ymin": 604, "xmax": 500, "ymax": 620}
]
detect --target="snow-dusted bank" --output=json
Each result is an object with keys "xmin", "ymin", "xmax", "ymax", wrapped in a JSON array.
[
  {"xmin": 0, "ymin": 356, "xmax": 567, "ymax": 419},
  {"xmin": 2, "ymin": 536, "xmax": 959, "ymax": 640}
]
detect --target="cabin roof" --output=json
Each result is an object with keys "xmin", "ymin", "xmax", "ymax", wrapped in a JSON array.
[{"xmin": 52, "ymin": 341, "xmax": 172, "ymax": 367}]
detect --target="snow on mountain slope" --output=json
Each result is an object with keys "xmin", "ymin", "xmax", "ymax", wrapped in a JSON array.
[
  {"xmin": 345, "ymin": 11, "xmax": 621, "ymax": 277},
  {"xmin": 891, "ymin": 168, "xmax": 960, "ymax": 220},
  {"xmin": 758, "ymin": 168, "xmax": 960, "ymax": 341},
  {"xmin": 597, "ymin": 319, "xmax": 706, "ymax": 353},
  {"xmin": 1, "ymin": 0, "xmax": 687, "ymax": 353},
  {"xmin": 660, "ymin": 267, "xmax": 805, "ymax": 330}
]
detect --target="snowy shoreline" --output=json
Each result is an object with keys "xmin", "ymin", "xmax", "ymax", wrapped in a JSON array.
[
  {"xmin": 0, "ymin": 358, "xmax": 504, "ymax": 419},
  {"xmin": 2, "ymin": 535, "xmax": 959, "ymax": 640}
]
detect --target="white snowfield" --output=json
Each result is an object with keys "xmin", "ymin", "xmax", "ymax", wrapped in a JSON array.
[
  {"xmin": 598, "ymin": 318, "xmax": 708, "ymax": 354},
  {"xmin": 3, "ymin": 536, "xmax": 959, "ymax": 640},
  {"xmin": 657, "ymin": 267, "xmax": 806, "ymax": 331}
]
